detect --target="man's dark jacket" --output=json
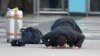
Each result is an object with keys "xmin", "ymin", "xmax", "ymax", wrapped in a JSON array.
[{"xmin": 42, "ymin": 18, "xmax": 85, "ymax": 48}]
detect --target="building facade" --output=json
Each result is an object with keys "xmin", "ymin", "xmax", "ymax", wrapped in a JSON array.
[
  {"xmin": 1, "ymin": 0, "xmax": 100, "ymax": 16},
  {"xmin": 8, "ymin": 0, "xmax": 33, "ymax": 13}
]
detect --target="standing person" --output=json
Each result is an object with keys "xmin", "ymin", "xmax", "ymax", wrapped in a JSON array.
[
  {"xmin": 0, "ymin": 0, "xmax": 9, "ymax": 17},
  {"xmin": 42, "ymin": 18, "xmax": 85, "ymax": 49}
]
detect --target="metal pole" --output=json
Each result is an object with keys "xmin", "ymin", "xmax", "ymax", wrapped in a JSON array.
[
  {"xmin": 33, "ymin": 0, "xmax": 36, "ymax": 16},
  {"xmin": 37, "ymin": 0, "xmax": 40, "ymax": 16},
  {"xmin": 88, "ymin": 0, "xmax": 90, "ymax": 13},
  {"xmin": 68, "ymin": 0, "xmax": 70, "ymax": 17},
  {"xmin": 86, "ymin": 0, "xmax": 90, "ymax": 17},
  {"xmin": 33, "ymin": 0, "xmax": 40, "ymax": 16},
  {"xmin": 62, "ymin": 0, "xmax": 64, "ymax": 10}
]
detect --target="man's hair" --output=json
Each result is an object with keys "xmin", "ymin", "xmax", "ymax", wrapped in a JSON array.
[{"xmin": 57, "ymin": 35, "xmax": 67, "ymax": 46}]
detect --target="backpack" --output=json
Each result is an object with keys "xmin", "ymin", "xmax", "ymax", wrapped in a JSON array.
[{"xmin": 21, "ymin": 27, "xmax": 42, "ymax": 44}]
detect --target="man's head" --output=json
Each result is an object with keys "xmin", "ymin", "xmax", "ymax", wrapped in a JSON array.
[
  {"xmin": 48, "ymin": 35, "xmax": 67, "ymax": 48},
  {"xmin": 57, "ymin": 35, "xmax": 67, "ymax": 48}
]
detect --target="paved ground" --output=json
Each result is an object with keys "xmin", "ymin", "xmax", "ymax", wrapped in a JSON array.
[{"xmin": 0, "ymin": 40, "xmax": 100, "ymax": 56}]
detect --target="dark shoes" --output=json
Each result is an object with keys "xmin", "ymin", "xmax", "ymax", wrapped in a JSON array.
[
  {"xmin": 11, "ymin": 39, "xmax": 25, "ymax": 47},
  {"xmin": 0, "ymin": 13, "xmax": 5, "ymax": 17}
]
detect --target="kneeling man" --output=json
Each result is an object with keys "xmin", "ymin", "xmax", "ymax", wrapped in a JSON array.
[{"xmin": 42, "ymin": 18, "xmax": 85, "ymax": 49}]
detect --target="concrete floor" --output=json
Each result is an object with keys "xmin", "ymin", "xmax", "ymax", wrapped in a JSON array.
[{"xmin": 0, "ymin": 40, "xmax": 100, "ymax": 56}]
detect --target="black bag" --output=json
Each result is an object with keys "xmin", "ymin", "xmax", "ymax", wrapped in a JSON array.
[
  {"xmin": 11, "ymin": 39, "xmax": 25, "ymax": 46},
  {"xmin": 21, "ymin": 27, "xmax": 42, "ymax": 44}
]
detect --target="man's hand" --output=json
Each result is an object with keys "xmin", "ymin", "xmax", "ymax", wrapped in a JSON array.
[
  {"xmin": 47, "ymin": 46, "xmax": 56, "ymax": 49},
  {"xmin": 72, "ymin": 46, "xmax": 79, "ymax": 50},
  {"xmin": 47, "ymin": 46, "xmax": 53, "ymax": 49}
]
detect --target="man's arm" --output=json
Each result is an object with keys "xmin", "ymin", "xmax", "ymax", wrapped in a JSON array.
[
  {"xmin": 42, "ymin": 32, "xmax": 51, "ymax": 47},
  {"xmin": 74, "ymin": 34, "xmax": 85, "ymax": 48},
  {"xmin": 42, "ymin": 31, "xmax": 58, "ymax": 47}
]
